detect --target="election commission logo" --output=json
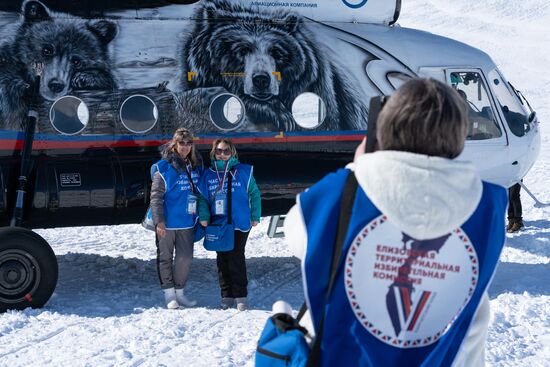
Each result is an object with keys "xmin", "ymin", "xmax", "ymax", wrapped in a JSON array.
[
  {"xmin": 344, "ymin": 215, "xmax": 479, "ymax": 348},
  {"xmin": 342, "ymin": 0, "xmax": 369, "ymax": 9}
]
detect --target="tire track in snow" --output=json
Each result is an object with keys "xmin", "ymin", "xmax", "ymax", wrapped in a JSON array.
[{"xmin": 0, "ymin": 322, "xmax": 82, "ymax": 358}]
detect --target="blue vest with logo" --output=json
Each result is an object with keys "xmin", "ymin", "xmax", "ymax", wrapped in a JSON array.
[
  {"xmin": 299, "ymin": 169, "xmax": 506, "ymax": 367},
  {"xmin": 152, "ymin": 159, "xmax": 201, "ymax": 230},
  {"xmin": 199, "ymin": 164, "xmax": 253, "ymax": 232}
]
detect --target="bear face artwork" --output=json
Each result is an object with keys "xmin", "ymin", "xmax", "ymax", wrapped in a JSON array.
[
  {"xmin": 179, "ymin": 0, "xmax": 368, "ymax": 132},
  {"xmin": 0, "ymin": 0, "xmax": 117, "ymax": 130}
]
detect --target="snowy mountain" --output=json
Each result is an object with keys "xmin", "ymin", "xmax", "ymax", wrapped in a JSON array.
[{"xmin": 1, "ymin": 1, "xmax": 549, "ymax": 366}]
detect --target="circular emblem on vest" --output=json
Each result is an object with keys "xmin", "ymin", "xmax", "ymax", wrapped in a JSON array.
[{"xmin": 344, "ymin": 215, "xmax": 478, "ymax": 348}]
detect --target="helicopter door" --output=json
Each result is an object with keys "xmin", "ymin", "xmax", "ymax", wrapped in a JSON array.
[
  {"xmin": 446, "ymin": 69, "xmax": 510, "ymax": 186},
  {"xmin": 485, "ymin": 69, "xmax": 539, "ymax": 186}
]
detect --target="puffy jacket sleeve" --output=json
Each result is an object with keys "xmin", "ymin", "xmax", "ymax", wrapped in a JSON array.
[
  {"xmin": 150, "ymin": 171, "xmax": 166, "ymax": 226},
  {"xmin": 248, "ymin": 174, "xmax": 261, "ymax": 221}
]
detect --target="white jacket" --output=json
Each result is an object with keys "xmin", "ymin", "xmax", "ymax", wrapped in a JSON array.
[{"xmin": 284, "ymin": 150, "xmax": 491, "ymax": 367}]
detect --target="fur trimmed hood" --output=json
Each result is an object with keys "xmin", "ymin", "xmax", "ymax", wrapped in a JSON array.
[{"xmin": 352, "ymin": 151, "xmax": 483, "ymax": 240}]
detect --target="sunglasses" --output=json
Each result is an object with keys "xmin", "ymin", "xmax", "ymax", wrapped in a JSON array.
[
  {"xmin": 215, "ymin": 148, "xmax": 232, "ymax": 156},
  {"xmin": 177, "ymin": 140, "xmax": 193, "ymax": 146}
]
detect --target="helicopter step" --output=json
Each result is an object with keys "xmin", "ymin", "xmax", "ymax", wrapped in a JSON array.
[{"xmin": 267, "ymin": 215, "xmax": 286, "ymax": 238}]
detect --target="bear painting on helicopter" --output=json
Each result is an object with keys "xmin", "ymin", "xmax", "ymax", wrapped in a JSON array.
[
  {"xmin": 178, "ymin": 0, "xmax": 367, "ymax": 132},
  {"xmin": 0, "ymin": 0, "xmax": 379, "ymax": 134},
  {"xmin": 0, "ymin": 1, "xmax": 117, "ymax": 130}
]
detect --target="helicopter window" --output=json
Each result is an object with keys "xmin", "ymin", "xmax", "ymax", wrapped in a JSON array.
[
  {"xmin": 450, "ymin": 72, "xmax": 502, "ymax": 141},
  {"xmin": 49, "ymin": 96, "xmax": 89, "ymax": 135},
  {"xmin": 209, "ymin": 93, "xmax": 245, "ymax": 131},
  {"xmin": 291, "ymin": 92, "xmax": 326, "ymax": 129},
  {"xmin": 120, "ymin": 95, "xmax": 158, "ymax": 134},
  {"xmin": 387, "ymin": 72, "xmax": 412, "ymax": 90},
  {"xmin": 488, "ymin": 69, "xmax": 531, "ymax": 137}
]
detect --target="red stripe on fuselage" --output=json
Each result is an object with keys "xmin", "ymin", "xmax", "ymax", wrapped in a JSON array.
[{"xmin": 0, "ymin": 134, "xmax": 364, "ymax": 150}]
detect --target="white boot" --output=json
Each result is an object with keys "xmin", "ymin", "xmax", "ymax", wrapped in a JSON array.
[
  {"xmin": 175, "ymin": 288, "xmax": 197, "ymax": 307},
  {"xmin": 236, "ymin": 297, "xmax": 248, "ymax": 311},
  {"xmin": 163, "ymin": 288, "xmax": 179, "ymax": 309}
]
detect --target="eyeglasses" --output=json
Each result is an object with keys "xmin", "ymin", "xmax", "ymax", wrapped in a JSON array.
[
  {"xmin": 177, "ymin": 140, "xmax": 193, "ymax": 146},
  {"xmin": 215, "ymin": 148, "xmax": 232, "ymax": 156}
]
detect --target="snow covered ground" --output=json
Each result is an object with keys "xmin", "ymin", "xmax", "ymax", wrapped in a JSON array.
[{"xmin": 1, "ymin": 1, "xmax": 549, "ymax": 366}]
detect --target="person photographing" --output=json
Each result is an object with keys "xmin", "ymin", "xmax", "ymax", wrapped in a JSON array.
[{"xmin": 280, "ymin": 78, "xmax": 507, "ymax": 366}]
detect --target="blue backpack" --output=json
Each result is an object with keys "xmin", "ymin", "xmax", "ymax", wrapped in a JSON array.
[
  {"xmin": 256, "ymin": 312, "xmax": 310, "ymax": 366},
  {"xmin": 256, "ymin": 174, "xmax": 358, "ymax": 367}
]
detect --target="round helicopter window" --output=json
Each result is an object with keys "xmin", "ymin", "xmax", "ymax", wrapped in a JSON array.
[
  {"xmin": 49, "ymin": 96, "xmax": 89, "ymax": 135},
  {"xmin": 291, "ymin": 92, "xmax": 326, "ymax": 129},
  {"xmin": 120, "ymin": 95, "xmax": 158, "ymax": 134},
  {"xmin": 209, "ymin": 93, "xmax": 245, "ymax": 131}
]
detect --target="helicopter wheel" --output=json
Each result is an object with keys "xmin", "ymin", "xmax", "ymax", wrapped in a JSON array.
[{"xmin": 0, "ymin": 227, "xmax": 58, "ymax": 312}]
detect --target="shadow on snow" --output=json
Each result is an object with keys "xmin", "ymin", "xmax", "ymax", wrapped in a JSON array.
[{"xmin": 40, "ymin": 253, "xmax": 303, "ymax": 317}]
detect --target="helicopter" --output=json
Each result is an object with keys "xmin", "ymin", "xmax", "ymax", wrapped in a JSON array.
[{"xmin": 0, "ymin": 0, "xmax": 541, "ymax": 312}]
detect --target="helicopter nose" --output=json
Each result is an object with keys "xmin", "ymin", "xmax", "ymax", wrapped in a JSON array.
[
  {"xmin": 252, "ymin": 73, "xmax": 271, "ymax": 90},
  {"xmin": 48, "ymin": 79, "xmax": 65, "ymax": 93}
]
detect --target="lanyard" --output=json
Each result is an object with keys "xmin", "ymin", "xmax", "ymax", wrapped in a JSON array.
[
  {"xmin": 184, "ymin": 162, "xmax": 195, "ymax": 193},
  {"xmin": 214, "ymin": 161, "xmax": 229, "ymax": 192}
]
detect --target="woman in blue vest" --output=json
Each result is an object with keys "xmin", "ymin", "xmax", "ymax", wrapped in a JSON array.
[
  {"xmin": 283, "ymin": 79, "xmax": 507, "ymax": 366},
  {"xmin": 198, "ymin": 139, "xmax": 261, "ymax": 311},
  {"xmin": 150, "ymin": 128, "xmax": 203, "ymax": 309}
]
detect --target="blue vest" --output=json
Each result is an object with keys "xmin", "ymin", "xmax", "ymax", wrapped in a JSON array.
[
  {"xmin": 299, "ymin": 169, "xmax": 507, "ymax": 367},
  {"xmin": 199, "ymin": 164, "xmax": 253, "ymax": 231},
  {"xmin": 152, "ymin": 159, "xmax": 201, "ymax": 230}
]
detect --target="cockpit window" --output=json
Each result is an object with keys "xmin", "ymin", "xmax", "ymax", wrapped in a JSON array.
[
  {"xmin": 450, "ymin": 71, "xmax": 502, "ymax": 141},
  {"xmin": 488, "ymin": 69, "xmax": 531, "ymax": 137}
]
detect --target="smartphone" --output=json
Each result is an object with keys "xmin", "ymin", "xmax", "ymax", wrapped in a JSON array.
[{"xmin": 365, "ymin": 95, "xmax": 388, "ymax": 153}]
